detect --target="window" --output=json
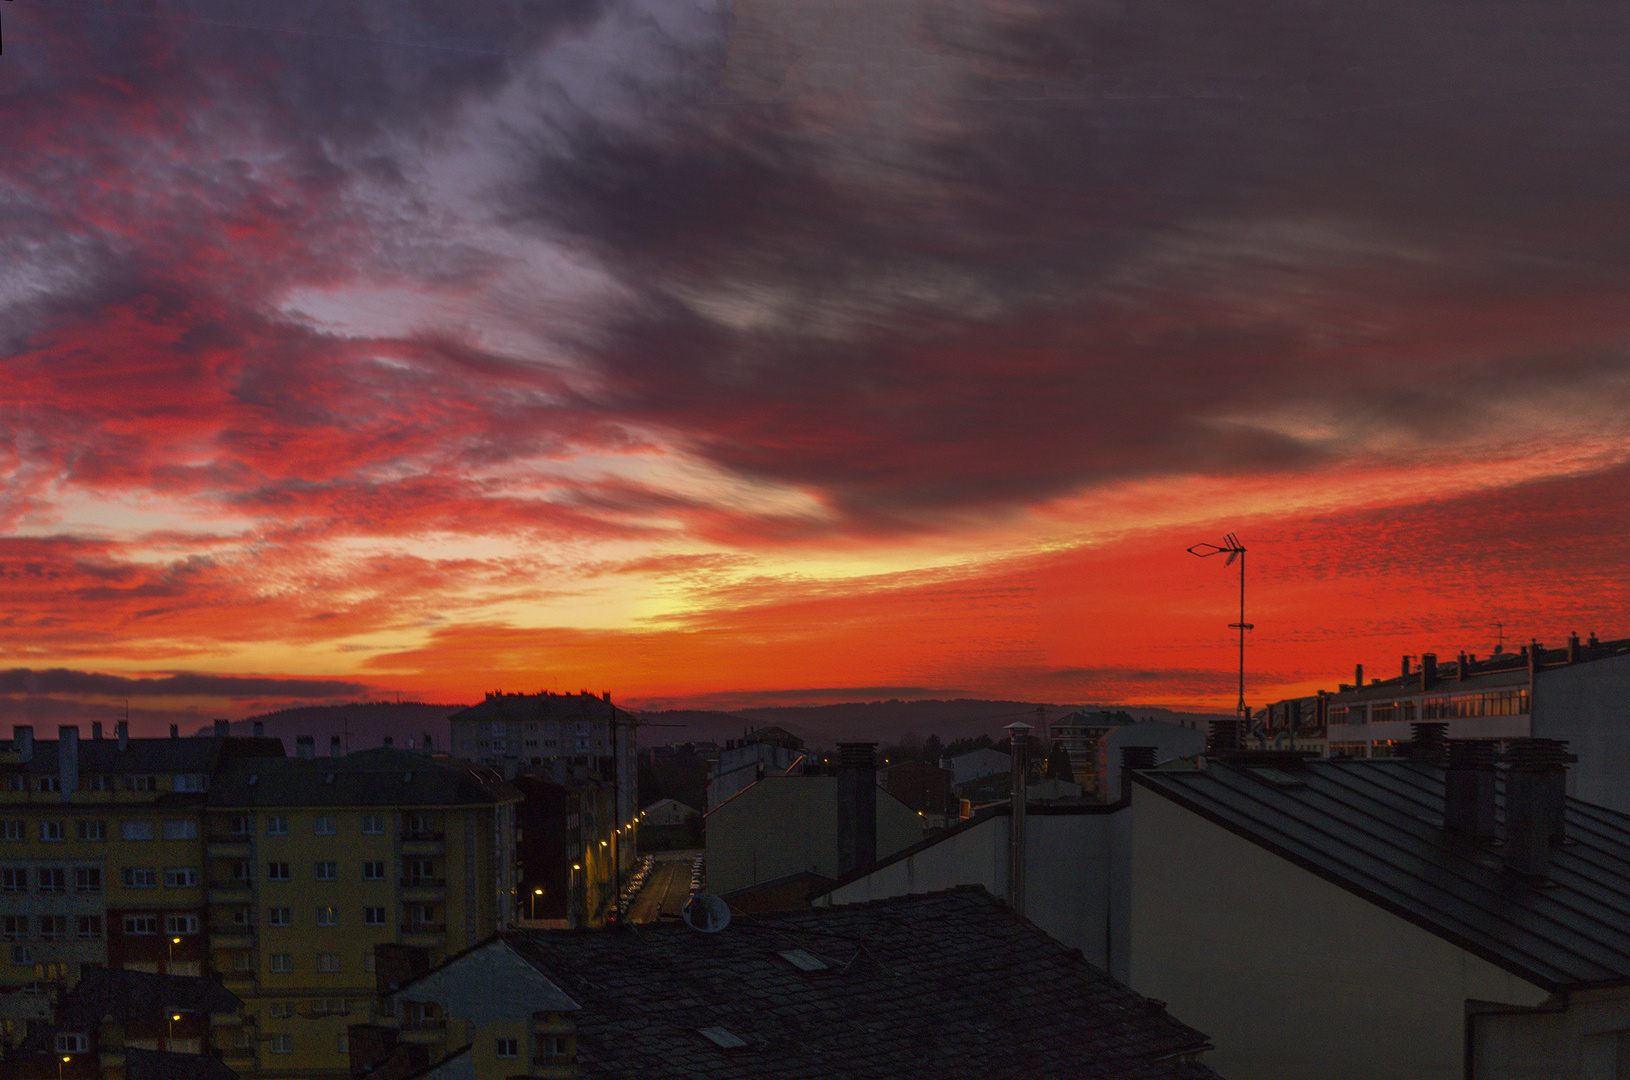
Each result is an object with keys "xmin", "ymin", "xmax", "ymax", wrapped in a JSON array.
[
  {"xmin": 317, "ymin": 952, "xmax": 339, "ymax": 972},
  {"xmin": 164, "ymin": 867, "xmax": 198, "ymax": 888},
  {"xmin": 495, "ymin": 1038, "xmax": 519, "ymax": 1058},
  {"xmin": 363, "ymin": 951, "xmax": 376, "ymax": 973},
  {"xmin": 362, "ymin": 861, "xmax": 385, "ymax": 881},
  {"xmin": 39, "ymin": 821, "xmax": 64, "ymax": 841},
  {"xmin": 404, "ymin": 857, "xmax": 435, "ymax": 882},
  {"xmin": 314, "ymin": 861, "xmax": 336, "ymax": 882},
  {"xmin": 36, "ymin": 868, "xmax": 65, "ymax": 893},
  {"xmin": 314, "ymin": 815, "xmax": 336, "ymax": 835},
  {"xmin": 75, "ymin": 867, "xmax": 101, "ymax": 893},
  {"xmin": 123, "ymin": 915, "xmax": 158, "ymax": 935},
  {"xmin": 315, "ymin": 906, "xmax": 337, "ymax": 926},
  {"xmin": 0, "ymin": 821, "xmax": 24, "ymax": 841},
  {"xmin": 122, "ymin": 868, "xmax": 157, "ymax": 888},
  {"xmin": 229, "ymin": 814, "xmax": 250, "ymax": 835},
  {"xmin": 162, "ymin": 820, "xmax": 197, "ymax": 840},
  {"xmin": 267, "ymin": 862, "xmax": 289, "ymax": 881},
  {"xmin": 125, "ymin": 775, "xmax": 156, "ymax": 792},
  {"xmin": 232, "ymin": 907, "xmax": 253, "ymax": 927},
  {"xmin": 268, "ymin": 907, "xmax": 290, "ymax": 927},
  {"xmin": 76, "ymin": 916, "xmax": 102, "ymax": 939},
  {"xmin": 37, "ymin": 777, "xmax": 61, "ymax": 793},
  {"xmin": 269, "ymin": 952, "xmax": 291, "ymax": 973},
  {"xmin": 173, "ymin": 774, "xmax": 208, "ymax": 792},
  {"xmin": 231, "ymin": 860, "xmax": 252, "ymax": 882},
  {"xmin": 266, "ymin": 815, "xmax": 288, "ymax": 835},
  {"xmin": 337, "ymin": 1032, "xmax": 348, "ymax": 1054},
  {"xmin": 4, "ymin": 777, "xmax": 24, "ymax": 793},
  {"xmin": 83, "ymin": 775, "xmax": 109, "ymax": 792},
  {"xmin": 121, "ymin": 821, "xmax": 154, "ymax": 841},
  {"xmin": 538, "ymin": 1035, "xmax": 569, "ymax": 1058},
  {"xmin": 0, "ymin": 869, "xmax": 24, "ymax": 893},
  {"xmin": 363, "ymin": 906, "xmax": 386, "ymax": 926},
  {"xmin": 77, "ymin": 820, "xmax": 106, "ymax": 841},
  {"xmin": 1, "ymin": 916, "xmax": 26, "ymax": 939},
  {"xmin": 270, "ymin": 1033, "xmax": 292, "ymax": 1053},
  {"xmin": 233, "ymin": 953, "xmax": 254, "ymax": 972},
  {"xmin": 54, "ymin": 1033, "xmax": 89, "ymax": 1053},
  {"xmin": 9, "ymin": 944, "xmax": 30, "ymax": 964},
  {"xmin": 164, "ymin": 914, "xmax": 199, "ymax": 935},
  {"xmin": 360, "ymin": 814, "xmax": 384, "ymax": 835},
  {"xmin": 268, "ymin": 1002, "xmax": 291, "ymax": 1018},
  {"xmin": 38, "ymin": 916, "xmax": 65, "ymax": 940}
]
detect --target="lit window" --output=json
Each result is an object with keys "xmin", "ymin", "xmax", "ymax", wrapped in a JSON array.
[{"xmin": 315, "ymin": 906, "xmax": 338, "ymax": 926}]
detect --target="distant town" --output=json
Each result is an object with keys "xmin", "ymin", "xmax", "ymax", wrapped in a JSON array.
[{"xmin": 1, "ymin": 631, "xmax": 1628, "ymax": 1079}]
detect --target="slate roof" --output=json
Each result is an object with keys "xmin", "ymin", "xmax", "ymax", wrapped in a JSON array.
[
  {"xmin": 206, "ymin": 747, "xmax": 518, "ymax": 808},
  {"xmin": 1, "ymin": 735, "xmax": 284, "ymax": 775},
  {"xmin": 496, "ymin": 887, "xmax": 1219, "ymax": 1080},
  {"xmin": 451, "ymin": 691, "xmax": 633, "ymax": 725},
  {"xmin": 53, "ymin": 966, "xmax": 243, "ymax": 1026},
  {"xmin": 1131, "ymin": 757, "xmax": 1630, "ymax": 992},
  {"xmin": 121, "ymin": 1048, "xmax": 240, "ymax": 1080}
]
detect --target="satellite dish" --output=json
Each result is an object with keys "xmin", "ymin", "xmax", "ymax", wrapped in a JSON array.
[{"xmin": 682, "ymin": 893, "xmax": 731, "ymax": 933}]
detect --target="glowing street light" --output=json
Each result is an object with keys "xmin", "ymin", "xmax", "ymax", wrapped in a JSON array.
[
  {"xmin": 530, "ymin": 888, "xmax": 543, "ymax": 920},
  {"xmin": 169, "ymin": 1013, "xmax": 182, "ymax": 1047},
  {"xmin": 1188, "ymin": 533, "xmax": 1253, "ymax": 723},
  {"xmin": 60, "ymin": 1055, "xmax": 70, "ymax": 1080},
  {"xmin": 168, "ymin": 935, "xmax": 182, "ymax": 971}
]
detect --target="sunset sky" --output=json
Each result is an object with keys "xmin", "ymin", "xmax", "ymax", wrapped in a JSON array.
[{"xmin": 4, "ymin": 0, "xmax": 1630, "ymax": 733}]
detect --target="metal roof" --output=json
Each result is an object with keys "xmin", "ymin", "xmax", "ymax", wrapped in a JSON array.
[{"xmin": 1131, "ymin": 757, "xmax": 1630, "ymax": 992}]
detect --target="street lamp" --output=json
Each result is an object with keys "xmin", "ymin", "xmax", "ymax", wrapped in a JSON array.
[
  {"xmin": 1188, "ymin": 533, "xmax": 1253, "ymax": 725},
  {"xmin": 530, "ymin": 888, "xmax": 543, "ymax": 920},
  {"xmin": 168, "ymin": 935, "xmax": 181, "ymax": 971},
  {"xmin": 169, "ymin": 1013, "xmax": 181, "ymax": 1048},
  {"xmin": 60, "ymin": 1055, "xmax": 69, "ymax": 1080}
]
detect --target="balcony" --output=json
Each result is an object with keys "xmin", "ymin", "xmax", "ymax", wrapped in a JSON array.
[
  {"xmin": 399, "ymin": 924, "xmax": 446, "ymax": 938},
  {"xmin": 399, "ymin": 878, "xmax": 446, "ymax": 892},
  {"xmin": 207, "ymin": 881, "xmax": 253, "ymax": 903},
  {"xmin": 206, "ymin": 837, "xmax": 251, "ymax": 857},
  {"xmin": 399, "ymin": 1020, "xmax": 447, "ymax": 1044},
  {"xmin": 399, "ymin": 830, "xmax": 445, "ymax": 842},
  {"xmin": 210, "ymin": 929, "xmax": 254, "ymax": 948}
]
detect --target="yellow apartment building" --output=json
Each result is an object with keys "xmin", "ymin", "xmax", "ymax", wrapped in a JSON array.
[{"xmin": 204, "ymin": 741, "xmax": 519, "ymax": 1079}]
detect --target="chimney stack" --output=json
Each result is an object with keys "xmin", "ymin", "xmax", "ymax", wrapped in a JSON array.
[
  {"xmin": 92, "ymin": 722, "xmax": 102, "ymax": 741},
  {"xmin": 169, "ymin": 724, "xmax": 178, "ymax": 739},
  {"xmin": 1408, "ymin": 722, "xmax": 1448, "ymax": 763},
  {"xmin": 1528, "ymin": 641, "xmax": 1544, "ymax": 676},
  {"xmin": 422, "ymin": 733, "xmax": 433, "ymax": 755},
  {"xmin": 1354, "ymin": 663, "xmax": 1363, "ymax": 688},
  {"xmin": 214, "ymin": 719, "xmax": 229, "ymax": 738},
  {"xmin": 330, "ymin": 736, "xmax": 342, "ymax": 758},
  {"xmin": 836, "ymin": 743, "xmax": 878, "ymax": 877},
  {"xmin": 13, "ymin": 727, "xmax": 32, "ymax": 764},
  {"xmin": 1443, "ymin": 739, "xmax": 1497, "ymax": 840},
  {"xmin": 383, "ymin": 735, "xmax": 393, "ymax": 748},
  {"xmin": 117, "ymin": 721, "xmax": 128, "ymax": 751},
  {"xmin": 1400, "ymin": 655, "xmax": 1411, "ymax": 678},
  {"xmin": 1420, "ymin": 653, "xmax": 1437, "ymax": 691},
  {"xmin": 1207, "ymin": 719, "xmax": 1243, "ymax": 753},
  {"xmin": 1503, "ymin": 738, "xmax": 1572, "ymax": 879},
  {"xmin": 57, "ymin": 726, "xmax": 79, "ymax": 799},
  {"xmin": 1568, "ymin": 632, "xmax": 1581, "ymax": 664},
  {"xmin": 253, "ymin": 721, "xmax": 264, "ymax": 738},
  {"xmin": 296, "ymin": 736, "xmax": 315, "ymax": 761},
  {"xmin": 1005, "ymin": 722, "xmax": 1032, "ymax": 917}
]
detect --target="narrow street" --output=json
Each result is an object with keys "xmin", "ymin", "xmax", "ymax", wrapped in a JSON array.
[{"xmin": 627, "ymin": 851, "xmax": 700, "ymax": 923}]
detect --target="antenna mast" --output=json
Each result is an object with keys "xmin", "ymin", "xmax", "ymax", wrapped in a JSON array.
[{"xmin": 1187, "ymin": 533, "xmax": 1253, "ymax": 725}]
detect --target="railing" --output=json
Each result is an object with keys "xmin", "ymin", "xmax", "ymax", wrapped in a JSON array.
[
  {"xmin": 400, "ymin": 831, "xmax": 445, "ymax": 842},
  {"xmin": 400, "ymin": 878, "xmax": 446, "ymax": 888},
  {"xmin": 399, "ymin": 924, "xmax": 446, "ymax": 935}
]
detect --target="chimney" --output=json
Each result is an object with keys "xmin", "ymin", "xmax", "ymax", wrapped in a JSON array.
[
  {"xmin": 296, "ymin": 736, "xmax": 315, "ymax": 761},
  {"xmin": 92, "ymin": 722, "xmax": 102, "ymax": 741},
  {"xmin": 1354, "ymin": 663, "xmax": 1363, "ymax": 688},
  {"xmin": 253, "ymin": 721, "xmax": 264, "ymax": 738},
  {"xmin": 422, "ymin": 733, "xmax": 433, "ymax": 755},
  {"xmin": 1420, "ymin": 653, "xmax": 1437, "ymax": 691},
  {"xmin": 602, "ymin": 692, "xmax": 610, "ymax": 702},
  {"xmin": 1457, "ymin": 652, "xmax": 1468, "ymax": 682},
  {"xmin": 1401, "ymin": 655, "xmax": 1411, "ymax": 678},
  {"xmin": 214, "ymin": 719, "xmax": 229, "ymax": 738},
  {"xmin": 1502, "ymin": 738, "xmax": 1571, "ymax": 879},
  {"xmin": 1444, "ymin": 739, "xmax": 1497, "ymax": 840},
  {"xmin": 1408, "ymin": 722, "xmax": 1448, "ymax": 762},
  {"xmin": 57, "ymin": 726, "xmax": 79, "ymax": 799},
  {"xmin": 1118, "ymin": 745, "xmax": 1156, "ymax": 804},
  {"xmin": 1528, "ymin": 641, "xmax": 1543, "ymax": 676},
  {"xmin": 836, "ymin": 743, "xmax": 878, "ymax": 877},
  {"xmin": 169, "ymin": 725, "xmax": 178, "ymax": 739},
  {"xmin": 330, "ymin": 736, "xmax": 342, "ymax": 758},
  {"xmin": 1005, "ymin": 722, "xmax": 1032, "ymax": 917},
  {"xmin": 117, "ymin": 721, "xmax": 128, "ymax": 751},
  {"xmin": 13, "ymin": 727, "xmax": 32, "ymax": 764},
  {"xmin": 383, "ymin": 735, "xmax": 393, "ymax": 748},
  {"xmin": 1568, "ymin": 632, "xmax": 1581, "ymax": 664},
  {"xmin": 1207, "ymin": 719, "xmax": 1243, "ymax": 753}
]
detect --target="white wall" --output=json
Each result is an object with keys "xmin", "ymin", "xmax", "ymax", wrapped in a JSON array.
[
  {"xmin": 1100, "ymin": 721, "xmax": 1206, "ymax": 801},
  {"xmin": 1475, "ymin": 985, "xmax": 1630, "ymax": 1080},
  {"xmin": 1128, "ymin": 786, "xmax": 1551, "ymax": 1080},
  {"xmin": 942, "ymin": 748, "xmax": 1009, "ymax": 787},
  {"xmin": 1534, "ymin": 651, "xmax": 1630, "ymax": 814}
]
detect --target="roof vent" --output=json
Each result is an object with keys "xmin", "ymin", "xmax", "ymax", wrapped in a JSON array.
[{"xmin": 777, "ymin": 949, "xmax": 828, "ymax": 971}]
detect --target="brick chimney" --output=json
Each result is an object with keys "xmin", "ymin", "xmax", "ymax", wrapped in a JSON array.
[
  {"xmin": 1503, "ymin": 738, "xmax": 1572, "ymax": 879},
  {"xmin": 836, "ymin": 743, "xmax": 877, "ymax": 876}
]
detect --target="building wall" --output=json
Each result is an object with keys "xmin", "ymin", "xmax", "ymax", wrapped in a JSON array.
[
  {"xmin": 705, "ymin": 778, "xmax": 921, "ymax": 895},
  {"xmin": 1099, "ymin": 722, "xmax": 1206, "ymax": 802},
  {"xmin": 820, "ymin": 809, "xmax": 1118, "ymax": 967},
  {"xmin": 941, "ymin": 749, "xmax": 1008, "ymax": 788},
  {"xmin": 707, "ymin": 743, "xmax": 802, "ymax": 812},
  {"xmin": 1533, "ymin": 651, "xmax": 1630, "ymax": 814},
  {"xmin": 1474, "ymin": 984, "xmax": 1630, "ymax": 1080},
  {"xmin": 1127, "ymin": 785, "xmax": 1551, "ymax": 1080}
]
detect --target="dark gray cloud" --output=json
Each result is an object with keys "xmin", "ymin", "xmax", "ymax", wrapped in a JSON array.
[{"xmin": 0, "ymin": 668, "xmax": 369, "ymax": 698}]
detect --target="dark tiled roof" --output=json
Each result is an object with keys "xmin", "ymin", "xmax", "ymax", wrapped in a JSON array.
[
  {"xmin": 503, "ymin": 888, "xmax": 1219, "ymax": 1080},
  {"xmin": 207, "ymin": 748, "xmax": 518, "ymax": 808},
  {"xmin": 122, "ymin": 1048, "xmax": 240, "ymax": 1080},
  {"xmin": 451, "ymin": 692, "xmax": 633, "ymax": 724},
  {"xmin": 2, "ymin": 736, "xmax": 284, "ymax": 775},
  {"xmin": 55, "ymin": 967, "xmax": 243, "ymax": 1025},
  {"xmin": 1131, "ymin": 758, "xmax": 1630, "ymax": 991}
]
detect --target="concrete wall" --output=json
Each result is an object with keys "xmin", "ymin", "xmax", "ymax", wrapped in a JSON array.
[
  {"xmin": 1533, "ymin": 651, "xmax": 1630, "ymax": 814},
  {"xmin": 818, "ymin": 809, "xmax": 1118, "ymax": 968},
  {"xmin": 707, "ymin": 743, "xmax": 802, "ymax": 811},
  {"xmin": 1100, "ymin": 722, "xmax": 1206, "ymax": 802},
  {"xmin": 706, "ymin": 777, "xmax": 921, "ymax": 895},
  {"xmin": 942, "ymin": 748, "xmax": 1009, "ymax": 787},
  {"xmin": 1475, "ymin": 984, "xmax": 1630, "ymax": 1080},
  {"xmin": 1127, "ymin": 785, "xmax": 1551, "ymax": 1080}
]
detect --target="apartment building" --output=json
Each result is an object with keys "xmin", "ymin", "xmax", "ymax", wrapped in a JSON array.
[
  {"xmin": 201, "ymin": 742, "xmax": 519, "ymax": 1079},
  {"xmin": 0, "ymin": 720, "xmax": 282, "ymax": 1047}
]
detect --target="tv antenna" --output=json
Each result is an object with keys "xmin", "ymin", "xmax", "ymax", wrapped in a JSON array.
[{"xmin": 1187, "ymin": 533, "xmax": 1252, "ymax": 723}]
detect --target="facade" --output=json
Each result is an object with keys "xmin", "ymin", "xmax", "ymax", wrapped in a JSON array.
[
  {"xmin": 1125, "ymin": 744, "xmax": 1630, "ymax": 1080},
  {"xmin": 705, "ymin": 727, "xmax": 804, "ymax": 812},
  {"xmin": 360, "ymin": 889, "xmax": 1221, "ymax": 1080},
  {"xmin": 0, "ymin": 721, "xmax": 283, "ymax": 1046},
  {"xmin": 202, "ymin": 745, "xmax": 519, "ymax": 1079},
  {"xmin": 1049, "ymin": 712, "xmax": 1205, "ymax": 801},
  {"xmin": 879, "ymin": 759, "xmax": 954, "ymax": 817},
  {"xmin": 1261, "ymin": 632, "xmax": 1630, "ymax": 811},
  {"xmin": 940, "ymin": 747, "xmax": 1008, "ymax": 787},
  {"xmin": 512, "ymin": 772, "xmax": 622, "ymax": 928}
]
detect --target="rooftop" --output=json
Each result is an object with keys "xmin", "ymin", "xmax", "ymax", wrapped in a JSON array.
[
  {"xmin": 1131, "ymin": 756, "xmax": 1630, "ymax": 991},
  {"xmin": 482, "ymin": 888, "xmax": 1220, "ymax": 1080},
  {"xmin": 206, "ymin": 747, "xmax": 518, "ymax": 808},
  {"xmin": 451, "ymin": 690, "xmax": 634, "ymax": 725}
]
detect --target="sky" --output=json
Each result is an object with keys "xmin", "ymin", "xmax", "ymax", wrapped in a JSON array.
[{"xmin": 3, "ymin": 0, "xmax": 1630, "ymax": 734}]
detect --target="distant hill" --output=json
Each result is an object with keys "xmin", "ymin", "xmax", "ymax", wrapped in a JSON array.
[
  {"xmin": 633, "ymin": 700, "xmax": 1231, "ymax": 750},
  {"xmin": 198, "ymin": 701, "xmax": 467, "ymax": 754}
]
